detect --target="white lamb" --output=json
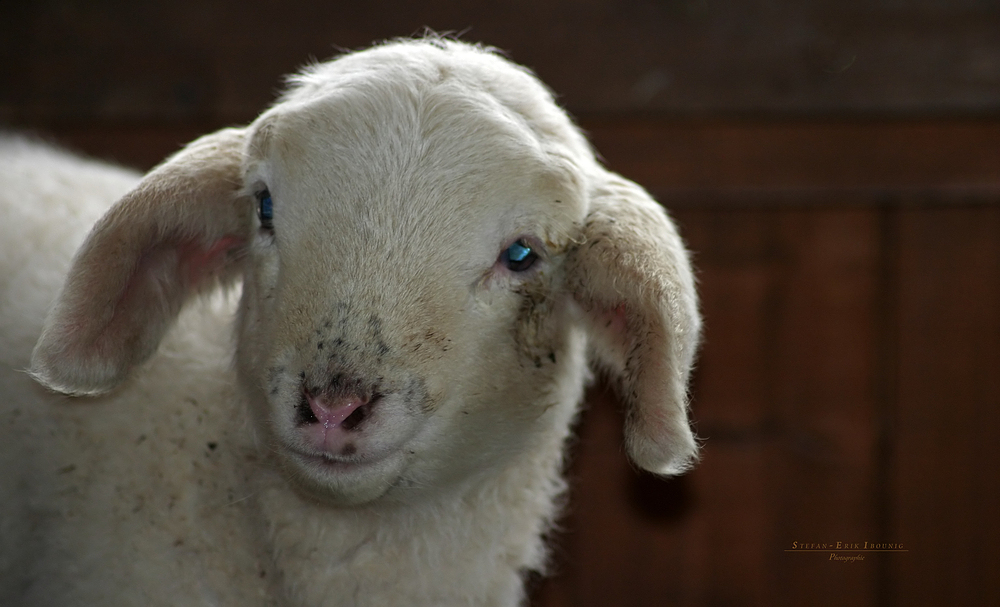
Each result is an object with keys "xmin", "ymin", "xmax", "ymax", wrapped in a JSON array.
[{"xmin": 0, "ymin": 38, "xmax": 700, "ymax": 606}]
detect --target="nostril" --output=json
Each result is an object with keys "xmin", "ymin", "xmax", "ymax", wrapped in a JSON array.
[
  {"xmin": 296, "ymin": 392, "xmax": 319, "ymax": 425},
  {"xmin": 301, "ymin": 387, "xmax": 374, "ymax": 430},
  {"xmin": 339, "ymin": 394, "xmax": 380, "ymax": 431},
  {"xmin": 340, "ymin": 403, "xmax": 368, "ymax": 431}
]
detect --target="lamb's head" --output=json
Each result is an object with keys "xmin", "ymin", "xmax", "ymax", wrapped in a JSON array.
[{"xmin": 29, "ymin": 39, "xmax": 700, "ymax": 506}]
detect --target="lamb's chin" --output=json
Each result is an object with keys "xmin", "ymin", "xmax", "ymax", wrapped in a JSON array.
[{"xmin": 280, "ymin": 447, "xmax": 408, "ymax": 506}]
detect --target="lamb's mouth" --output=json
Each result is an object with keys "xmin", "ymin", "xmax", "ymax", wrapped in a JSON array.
[
  {"xmin": 292, "ymin": 450, "xmax": 373, "ymax": 469},
  {"xmin": 280, "ymin": 444, "xmax": 407, "ymax": 505},
  {"xmin": 285, "ymin": 442, "xmax": 402, "ymax": 476}
]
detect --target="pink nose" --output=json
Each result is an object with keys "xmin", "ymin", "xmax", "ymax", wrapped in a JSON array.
[{"xmin": 306, "ymin": 391, "xmax": 370, "ymax": 429}]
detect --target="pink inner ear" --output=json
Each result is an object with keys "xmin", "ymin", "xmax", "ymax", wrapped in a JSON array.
[
  {"xmin": 601, "ymin": 302, "xmax": 629, "ymax": 336},
  {"xmin": 179, "ymin": 234, "xmax": 245, "ymax": 286}
]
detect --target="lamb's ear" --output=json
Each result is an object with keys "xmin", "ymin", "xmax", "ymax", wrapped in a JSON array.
[
  {"xmin": 30, "ymin": 128, "xmax": 253, "ymax": 396},
  {"xmin": 566, "ymin": 171, "xmax": 701, "ymax": 476}
]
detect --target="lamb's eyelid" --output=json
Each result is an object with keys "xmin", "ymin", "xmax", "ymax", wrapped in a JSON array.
[{"xmin": 501, "ymin": 234, "xmax": 547, "ymax": 255}]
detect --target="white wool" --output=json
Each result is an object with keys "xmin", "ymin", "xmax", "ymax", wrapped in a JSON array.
[{"xmin": 1, "ymin": 38, "xmax": 700, "ymax": 606}]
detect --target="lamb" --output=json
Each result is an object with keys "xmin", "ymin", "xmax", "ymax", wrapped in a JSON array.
[{"xmin": 0, "ymin": 38, "xmax": 700, "ymax": 606}]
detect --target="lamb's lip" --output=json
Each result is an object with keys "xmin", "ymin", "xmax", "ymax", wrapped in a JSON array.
[{"xmin": 287, "ymin": 447, "xmax": 389, "ymax": 471}]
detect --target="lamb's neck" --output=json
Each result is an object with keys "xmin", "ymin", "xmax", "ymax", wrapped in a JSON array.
[{"xmin": 257, "ymin": 439, "xmax": 569, "ymax": 607}]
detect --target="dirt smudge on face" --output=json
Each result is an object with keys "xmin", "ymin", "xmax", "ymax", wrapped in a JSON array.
[{"xmin": 513, "ymin": 275, "xmax": 559, "ymax": 369}]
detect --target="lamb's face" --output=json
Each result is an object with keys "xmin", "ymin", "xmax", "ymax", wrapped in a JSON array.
[{"xmin": 235, "ymin": 86, "xmax": 589, "ymax": 504}]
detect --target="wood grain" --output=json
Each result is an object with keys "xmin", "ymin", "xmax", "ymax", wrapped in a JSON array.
[{"xmin": 3, "ymin": 1, "xmax": 1000, "ymax": 121}]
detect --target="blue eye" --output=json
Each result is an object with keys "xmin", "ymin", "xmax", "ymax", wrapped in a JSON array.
[
  {"xmin": 501, "ymin": 239, "xmax": 538, "ymax": 272},
  {"xmin": 257, "ymin": 189, "xmax": 273, "ymax": 230}
]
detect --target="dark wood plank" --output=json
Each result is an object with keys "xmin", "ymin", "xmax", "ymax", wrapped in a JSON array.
[
  {"xmin": 692, "ymin": 207, "xmax": 883, "ymax": 606},
  {"xmin": 585, "ymin": 120, "xmax": 1000, "ymax": 199},
  {"xmin": 535, "ymin": 207, "xmax": 885, "ymax": 606},
  {"xmin": 891, "ymin": 206, "xmax": 1000, "ymax": 606},
  {"xmin": 3, "ymin": 0, "xmax": 1000, "ymax": 121}
]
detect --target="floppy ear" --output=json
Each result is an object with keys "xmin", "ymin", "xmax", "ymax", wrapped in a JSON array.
[
  {"xmin": 566, "ymin": 170, "xmax": 701, "ymax": 476},
  {"xmin": 30, "ymin": 128, "xmax": 253, "ymax": 396}
]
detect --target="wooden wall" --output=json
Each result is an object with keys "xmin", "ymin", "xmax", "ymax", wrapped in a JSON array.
[
  {"xmin": 3, "ymin": 1, "xmax": 999, "ymax": 605},
  {"xmin": 540, "ymin": 121, "xmax": 1000, "ymax": 607}
]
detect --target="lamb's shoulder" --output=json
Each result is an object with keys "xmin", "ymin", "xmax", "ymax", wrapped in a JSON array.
[{"xmin": 3, "ymin": 287, "xmax": 274, "ymax": 604}]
